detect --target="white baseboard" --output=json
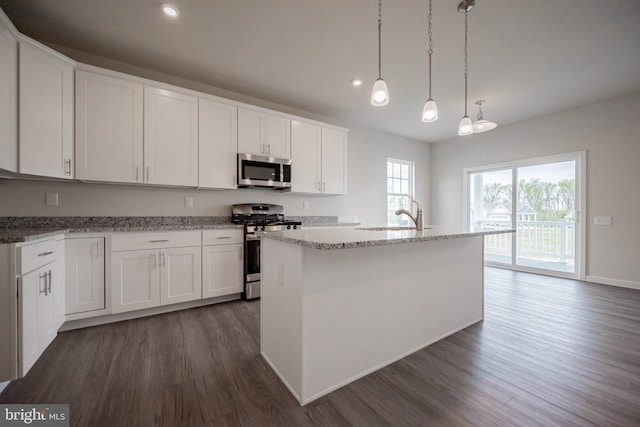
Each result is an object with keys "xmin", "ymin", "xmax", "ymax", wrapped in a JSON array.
[{"xmin": 586, "ymin": 275, "xmax": 640, "ymax": 291}]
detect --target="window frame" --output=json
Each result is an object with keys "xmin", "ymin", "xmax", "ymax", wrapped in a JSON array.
[{"xmin": 387, "ymin": 158, "xmax": 415, "ymax": 227}]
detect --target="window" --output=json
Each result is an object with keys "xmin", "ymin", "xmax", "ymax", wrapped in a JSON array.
[{"xmin": 387, "ymin": 158, "xmax": 414, "ymax": 226}]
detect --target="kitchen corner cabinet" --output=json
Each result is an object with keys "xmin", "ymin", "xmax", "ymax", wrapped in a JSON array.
[
  {"xmin": 0, "ymin": 9, "xmax": 17, "ymax": 173},
  {"xmin": 202, "ymin": 230, "xmax": 243, "ymax": 298},
  {"xmin": 65, "ymin": 237, "xmax": 105, "ymax": 315},
  {"xmin": 17, "ymin": 238, "xmax": 64, "ymax": 376},
  {"xmin": 238, "ymin": 108, "xmax": 291, "ymax": 159},
  {"xmin": 18, "ymin": 37, "xmax": 74, "ymax": 179},
  {"xmin": 198, "ymin": 98, "xmax": 238, "ymax": 189},
  {"xmin": 111, "ymin": 232, "xmax": 202, "ymax": 314},
  {"xmin": 144, "ymin": 86, "xmax": 198, "ymax": 186},
  {"xmin": 291, "ymin": 121, "xmax": 348, "ymax": 195},
  {"xmin": 75, "ymin": 70, "xmax": 144, "ymax": 183}
]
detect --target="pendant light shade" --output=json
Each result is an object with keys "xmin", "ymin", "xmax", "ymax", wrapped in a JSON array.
[
  {"xmin": 458, "ymin": 116, "xmax": 474, "ymax": 135},
  {"xmin": 371, "ymin": 0, "xmax": 389, "ymax": 107},
  {"xmin": 371, "ymin": 78, "xmax": 389, "ymax": 106},
  {"xmin": 472, "ymin": 99, "xmax": 497, "ymax": 133},
  {"xmin": 421, "ymin": 0, "xmax": 438, "ymax": 122},
  {"xmin": 422, "ymin": 99, "xmax": 438, "ymax": 122},
  {"xmin": 457, "ymin": 2, "xmax": 474, "ymax": 136}
]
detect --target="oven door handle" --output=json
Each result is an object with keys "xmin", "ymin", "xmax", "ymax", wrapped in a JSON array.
[{"xmin": 246, "ymin": 234, "xmax": 260, "ymax": 241}]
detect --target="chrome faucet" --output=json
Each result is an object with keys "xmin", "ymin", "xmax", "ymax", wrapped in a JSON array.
[{"xmin": 395, "ymin": 199, "xmax": 424, "ymax": 231}]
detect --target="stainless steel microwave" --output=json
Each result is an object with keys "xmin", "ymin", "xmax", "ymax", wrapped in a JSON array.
[{"xmin": 237, "ymin": 153, "xmax": 292, "ymax": 189}]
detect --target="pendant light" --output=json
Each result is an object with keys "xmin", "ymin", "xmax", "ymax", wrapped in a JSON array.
[
  {"xmin": 473, "ymin": 100, "xmax": 497, "ymax": 133},
  {"xmin": 371, "ymin": 0, "xmax": 389, "ymax": 106},
  {"xmin": 421, "ymin": 0, "xmax": 438, "ymax": 122},
  {"xmin": 457, "ymin": 0, "xmax": 474, "ymax": 136}
]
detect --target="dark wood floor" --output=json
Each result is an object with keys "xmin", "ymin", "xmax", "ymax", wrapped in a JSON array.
[{"xmin": 2, "ymin": 268, "xmax": 640, "ymax": 426}]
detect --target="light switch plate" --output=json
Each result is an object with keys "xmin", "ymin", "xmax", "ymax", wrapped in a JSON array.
[
  {"xmin": 185, "ymin": 197, "xmax": 194, "ymax": 208},
  {"xmin": 303, "ymin": 201, "xmax": 310, "ymax": 210},
  {"xmin": 45, "ymin": 193, "xmax": 59, "ymax": 206},
  {"xmin": 594, "ymin": 216, "xmax": 612, "ymax": 226}
]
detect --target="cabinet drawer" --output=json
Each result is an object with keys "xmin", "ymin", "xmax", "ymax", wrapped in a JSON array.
[
  {"xmin": 202, "ymin": 229, "xmax": 243, "ymax": 246},
  {"xmin": 111, "ymin": 231, "xmax": 201, "ymax": 251},
  {"xmin": 18, "ymin": 239, "xmax": 57, "ymax": 275}
]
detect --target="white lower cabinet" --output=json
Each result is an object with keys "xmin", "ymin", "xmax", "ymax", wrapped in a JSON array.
[
  {"xmin": 65, "ymin": 237, "xmax": 105, "ymax": 315},
  {"xmin": 110, "ymin": 232, "xmax": 202, "ymax": 314},
  {"xmin": 17, "ymin": 238, "xmax": 63, "ymax": 376},
  {"xmin": 160, "ymin": 246, "xmax": 202, "ymax": 305},
  {"xmin": 203, "ymin": 244, "xmax": 243, "ymax": 298}
]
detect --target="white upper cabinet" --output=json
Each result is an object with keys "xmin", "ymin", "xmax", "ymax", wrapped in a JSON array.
[
  {"xmin": 291, "ymin": 120, "xmax": 321, "ymax": 194},
  {"xmin": 76, "ymin": 70, "xmax": 143, "ymax": 183},
  {"xmin": 18, "ymin": 37, "xmax": 74, "ymax": 179},
  {"xmin": 291, "ymin": 121, "xmax": 348, "ymax": 195},
  {"xmin": 198, "ymin": 97, "xmax": 237, "ymax": 189},
  {"xmin": 0, "ymin": 9, "xmax": 17, "ymax": 172},
  {"xmin": 238, "ymin": 108, "xmax": 291, "ymax": 159},
  {"xmin": 144, "ymin": 86, "xmax": 198, "ymax": 186},
  {"xmin": 321, "ymin": 127, "xmax": 348, "ymax": 195}
]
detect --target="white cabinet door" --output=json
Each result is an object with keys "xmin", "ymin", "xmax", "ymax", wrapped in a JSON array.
[
  {"xmin": 198, "ymin": 98, "xmax": 237, "ymax": 189},
  {"xmin": 321, "ymin": 127, "xmax": 348, "ymax": 195},
  {"xmin": 238, "ymin": 108, "xmax": 291, "ymax": 158},
  {"xmin": 0, "ymin": 12, "xmax": 17, "ymax": 172},
  {"xmin": 65, "ymin": 237, "xmax": 105, "ymax": 315},
  {"xmin": 238, "ymin": 108, "xmax": 265, "ymax": 156},
  {"xmin": 144, "ymin": 86, "xmax": 198, "ymax": 186},
  {"xmin": 18, "ymin": 39, "xmax": 74, "ymax": 179},
  {"xmin": 111, "ymin": 249, "xmax": 160, "ymax": 313},
  {"xmin": 160, "ymin": 246, "xmax": 202, "ymax": 305},
  {"xmin": 53, "ymin": 240, "xmax": 65, "ymax": 329},
  {"xmin": 202, "ymin": 244, "xmax": 243, "ymax": 298},
  {"xmin": 19, "ymin": 267, "xmax": 42, "ymax": 375},
  {"xmin": 76, "ymin": 70, "xmax": 144, "ymax": 183},
  {"xmin": 265, "ymin": 114, "xmax": 291, "ymax": 159},
  {"xmin": 291, "ymin": 120, "xmax": 322, "ymax": 194}
]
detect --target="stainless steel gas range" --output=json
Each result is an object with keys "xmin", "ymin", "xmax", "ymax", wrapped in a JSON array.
[{"xmin": 231, "ymin": 204, "xmax": 301, "ymax": 300}]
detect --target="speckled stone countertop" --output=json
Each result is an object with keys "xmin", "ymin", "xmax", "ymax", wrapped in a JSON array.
[
  {"xmin": 0, "ymin": 215, "xmax": 350, "ymax": 244},
  {"xmin": 0, "ymin": 216, "xmax": 241, "ymax": 244},
  {"xmin": 260, "ymin": 227, "xmax": 515, "ymax": 250}
]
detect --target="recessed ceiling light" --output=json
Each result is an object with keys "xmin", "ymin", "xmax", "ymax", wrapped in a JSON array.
[
  {"xmin": 351, "ymin": 78, "xmax": 363, "ymax": 87},
  {"xmin": 162, "ymin": 4, "xmax": 180, "ymax": 18}
]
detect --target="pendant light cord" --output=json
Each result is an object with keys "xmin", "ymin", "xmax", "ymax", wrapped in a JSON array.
[
  {"xmin": 428, "ymin": 0, "xmax": 433, "ymax": 98},
  {"xmin": 464, "ymin": 9, "xmax": 469, "ymax": 116},
  {"xmin": 378, "ymin": 0, "xmax": 382, "ymax": 78}
]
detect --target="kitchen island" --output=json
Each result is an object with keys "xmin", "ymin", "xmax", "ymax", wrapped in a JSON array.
[{"xmin": 260, "ymin": 226, "xmax": 513, "ymax": 405}]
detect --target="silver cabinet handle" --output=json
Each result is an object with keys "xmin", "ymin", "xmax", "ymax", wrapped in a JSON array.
[
  {"xmin": 152, "ymin": 253, "xmax": 157, "ymax": 267},
  {"xmin": 39, "ymin": 272, "xmax": 48, "ymax": 296},
  {"xmin": 64, "ymin": 159, "xmax": 72, "ymax": 176},
  {"xmin": 96, "ymin": 241, "xmax": 100, "ymax": 258},
  {"xmin": 323, "ymin": 182, "xmax": 326, "ymax": 192},
  {"xmin": 38, "ymin": 251, "xmax": 54, "ymax": 257},
  {"xmin": 146, "ymin": 166, "xmax": 150, "ymax": 181},
  {"xmin": 47, "ymin": 270, "xmax": 52, "ymax": 293},
  {"xmin": 150, "ymin": 239, "xmax": 170, "ymax": 243},
  {"xmin": 267, "ymin": 144, "xmax": 271, "ymax": 155},
  {"xmin": 161, "ymin": 252, "xmax": 166, "ymax": 267},
  {"xmin": 136, "ymin": 165, "xmax": 140, "ymax": 181},
  {"xmin": 216, "ymin": 236, "xmax": 232, "ymax": 240},
  {"xmin": 318, "ymin": 182, "xmax": 321, "ymax": 191}
]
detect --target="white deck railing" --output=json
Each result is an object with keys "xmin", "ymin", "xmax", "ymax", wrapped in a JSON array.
[{"xmin": 473, "ymin": 220, "xmax": 575, "ymax": 263}]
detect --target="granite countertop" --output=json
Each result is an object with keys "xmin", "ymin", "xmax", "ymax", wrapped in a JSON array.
[
  {"xmin": 260, "ymin": 226, "xmax": 515, "ymax": 250},
  {"xmin": 0, "ymin": 224, "xmax": 242, "ymax": 244}
]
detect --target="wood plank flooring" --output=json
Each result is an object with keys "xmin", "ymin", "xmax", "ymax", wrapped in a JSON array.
[{"xmin": 2, "ymin": 267, "xmax": 639, "ymax": 426}]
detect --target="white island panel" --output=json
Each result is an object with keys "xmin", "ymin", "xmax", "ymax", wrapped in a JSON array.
[{"xmin": 261, "ymin": 234, "xmax": 484, "ymax": 405}]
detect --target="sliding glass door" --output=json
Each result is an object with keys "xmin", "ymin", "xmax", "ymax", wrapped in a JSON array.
[{"xmin": 466, "ymin": 153, "xmax": 585, "ymax": 279}]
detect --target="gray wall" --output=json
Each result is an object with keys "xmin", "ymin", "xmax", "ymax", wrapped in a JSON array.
[
  {"xmin": 431, "ymin": 91, "xmax": 640, "ymax": 287},
  {"xmin": 0, "ymin": 46, "xmax": 430, "ymax": 226}
]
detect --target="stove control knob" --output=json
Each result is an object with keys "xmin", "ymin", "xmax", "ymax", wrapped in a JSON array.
[
  {"xmin": 261, "ymin": 226, "xmax": 266, "ymax": 231},
  {"xmin": 293, "ymin": 225, "xmax": 298, "ymax": 230},
  {"xmin": 287, "ymin": 225, "xmax": 291, "ymax": 230},
  {"xmin": 254, "ymin": 226, "xmax": 259, "ymax": 232}
]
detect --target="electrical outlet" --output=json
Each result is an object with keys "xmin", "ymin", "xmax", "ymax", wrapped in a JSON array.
[
  {"xmin": 594, "ymin": 216, "xmax": 612, "ymax": 226},
  {"xmin": 303, "ymin": 201, "xmax": 310, "ymax": 210},
  {"xmin": 45, "ymin": 193, "xmax": 59, "ymax": 206},
  {"xmin": 185, "ymin": 197, "xmax": 194, "ymax": 208}
]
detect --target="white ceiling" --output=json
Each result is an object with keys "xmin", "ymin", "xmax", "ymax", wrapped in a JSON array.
[{"xmin": 1, "ymin": 0, "xmax": 639, "ymax": 143}]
